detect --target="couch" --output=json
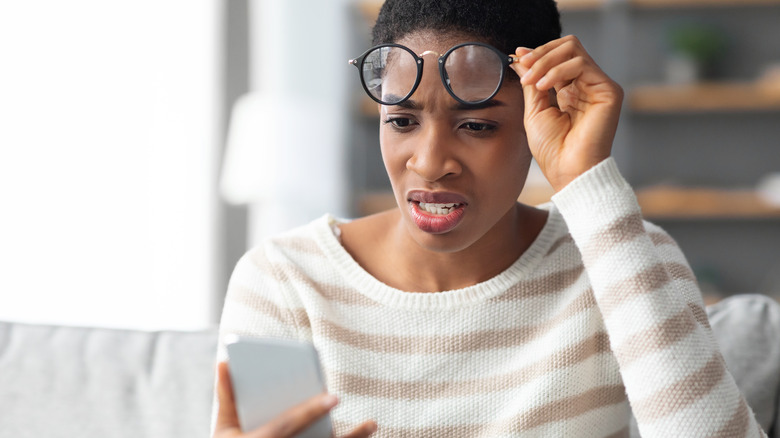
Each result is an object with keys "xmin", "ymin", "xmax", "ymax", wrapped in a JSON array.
[
  {"xmin": 1, "ymin": 294, "xmax": 778, "ymax": 437},
  {"xmin": 0, "ymin": 322, "xmax": 218, "ymax": 437}
]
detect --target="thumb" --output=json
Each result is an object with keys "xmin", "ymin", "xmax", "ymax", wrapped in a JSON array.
[
  {"xmin": 510, "ymin": 47, "xmax": 553, "ymax": 121},
  {"xmin": 215, "ymin": 361, "xmax": 242, "ymax": 432}
]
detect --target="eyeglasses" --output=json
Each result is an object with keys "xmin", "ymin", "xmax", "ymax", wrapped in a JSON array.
[{"xmin": 349, "ymin": 42, "xmax": 518, "ymax": 107}]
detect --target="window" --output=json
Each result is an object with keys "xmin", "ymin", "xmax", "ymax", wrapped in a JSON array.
[{"xmin": 0, "ymin": 1, "xmax": 222, "ymax": 330}]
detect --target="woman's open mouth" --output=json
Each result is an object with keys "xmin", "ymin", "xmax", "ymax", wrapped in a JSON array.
[
  {"xmin": 410, "ymin": 201, "xmax": 466, "ymax": 234},
  {"xmin": 406, "ymin": 190, "xmax": 468, "ymax": 234},
  {"xmin": 417, "ymin": 202, "xmax": 462, "ymax": 215}
]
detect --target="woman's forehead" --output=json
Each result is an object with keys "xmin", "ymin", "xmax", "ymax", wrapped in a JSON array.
[{"xmin": 396, "ymin": 30, "xmax": 488, "ymax": 52}]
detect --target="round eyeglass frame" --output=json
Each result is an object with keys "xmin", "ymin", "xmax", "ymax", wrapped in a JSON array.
[{"xmin": 349, "ymin": 42, "xmax": 517, "ymax": 107}]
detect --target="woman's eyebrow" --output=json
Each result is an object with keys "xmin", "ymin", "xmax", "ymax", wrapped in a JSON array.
[{"xmin": 386, "ymin": 97, "xmax": 422, "ymax": 110}]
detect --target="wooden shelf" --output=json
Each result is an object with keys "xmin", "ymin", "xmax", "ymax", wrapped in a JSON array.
[
  {"xmin": 356, "ymin": 1, "xmax": 382, "ymax": 23},
  {"xmin": 358, "ymin": 187, "xmax": 780, "ymax": 220},
  {"xmin": 630, "ymin": 81, "xmax": 780, "ymax": 113},
  {"xmin": 637, "ymin": 187, "xmax": 780, "ymax": 220},
  {"xmin": 556, "ymin": 0, "xmax": 605, "ymax": 11}
]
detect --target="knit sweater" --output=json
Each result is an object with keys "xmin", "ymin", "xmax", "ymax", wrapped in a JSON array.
[{"xmin": 216, "ymin": 158, "xmax": 766, "ymax": 437}]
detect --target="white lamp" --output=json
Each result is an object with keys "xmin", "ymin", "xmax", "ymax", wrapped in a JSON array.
[{"xmin": 220, "ymin": 92, "xmax": 348, "ymax": 245}]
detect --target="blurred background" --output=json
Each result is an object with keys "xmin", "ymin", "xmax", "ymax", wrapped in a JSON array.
[{"xmin": 1, "ymin": 0, "xmax": 779, "ymax": 332}]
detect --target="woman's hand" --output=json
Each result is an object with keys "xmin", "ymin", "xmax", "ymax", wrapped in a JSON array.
[
  {"xmin": 214, "ymin": 362, "xmax": 377, "ymax": 438},
  {"xmin": 510, "ymin": 35, "xmax": 624, "ymax": 192}
]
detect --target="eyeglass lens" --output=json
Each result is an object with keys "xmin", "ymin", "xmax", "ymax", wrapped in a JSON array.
[
  {"xmin": 444, "ymin": 45, "xmax": 504, "ymax": 103},
  {"xmin": 361, "ymin": 44, "xmax": 504, "ymax": 105},
  {"xmin": 361, "ymin": 46, "xmax": 418, "ymax": 105}
]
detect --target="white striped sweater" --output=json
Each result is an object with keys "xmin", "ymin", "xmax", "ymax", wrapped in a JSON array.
[{"xmin": 216, "ymin": 158, "xmax": 766, "ymax": 437}]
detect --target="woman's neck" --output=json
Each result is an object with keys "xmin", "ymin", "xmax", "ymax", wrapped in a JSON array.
[{"xmin": 340, "ymin": 204, "xmax": 548, "ymax": 292}]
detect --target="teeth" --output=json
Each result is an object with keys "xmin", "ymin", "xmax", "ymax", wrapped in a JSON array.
[{"xmin": 418, "ymin": 202, "xmax": 460, "ymax": 215}]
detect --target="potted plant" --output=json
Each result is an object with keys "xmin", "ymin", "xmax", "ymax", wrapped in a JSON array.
[{"xmin": 665, "ymin": 22, "xmax": 728, "ymax": 84}]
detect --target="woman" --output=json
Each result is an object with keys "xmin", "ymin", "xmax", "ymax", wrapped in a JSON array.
[{"xmin": 213, "ymin": 0, "xmax": 766, "ymax": 436}]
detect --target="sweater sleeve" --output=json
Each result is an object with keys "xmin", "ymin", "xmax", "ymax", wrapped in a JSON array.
[{"xmin": 551, "ymin": 158, "xmax": 767, "ymax": 437}]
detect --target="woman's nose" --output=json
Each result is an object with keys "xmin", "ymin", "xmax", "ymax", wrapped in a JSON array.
[{"xmin": 406, "ymin": 124, "xmax": 462, "ymax": 182}]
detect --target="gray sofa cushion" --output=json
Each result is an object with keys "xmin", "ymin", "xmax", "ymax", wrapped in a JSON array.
[
  {"xmin": 708, "ymin": 294, "xmax": 780, "ymax": 436},
  {"xmin": 0, "ymin": 321, "xmax": 218, "ymax": 438}
]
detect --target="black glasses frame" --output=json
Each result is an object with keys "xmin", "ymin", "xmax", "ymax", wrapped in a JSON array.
[{"xmin": 349, "ymin": 42, "xmax": 516, "ymax": 107}]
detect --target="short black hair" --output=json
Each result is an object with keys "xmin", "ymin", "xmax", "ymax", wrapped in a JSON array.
[{"xmin": 372, "ymin": 0, "xmax": 561, "ymax": 55}]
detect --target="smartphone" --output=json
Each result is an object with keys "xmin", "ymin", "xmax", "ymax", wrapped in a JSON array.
[{"xmin": 224, "ymin": 335, "xmax": 332, "ymax": 437}]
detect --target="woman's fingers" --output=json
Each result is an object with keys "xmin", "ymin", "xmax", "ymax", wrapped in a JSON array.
[
  {"xmin": 535, "ymin": 56, "xmax": 588, "ymax": 93},
  {"xmin": 250, "ymin": 393, "xmax": 338, "ymax": 438},
  {"xmin": 341, "ymin": 420, "xmax": 379, "ymax": 438},
  {"xmin": 520, "ymin": 42, "xmax": 577, "ymax": 87},
  {"xmin": 513, "ymin": 35, "xmax": 621, "ymax": 117},
  {"xmin": 518, "ymin": 35, "xmax": 573, "ymax": 67},
  {"xmin": 518, "ymin": 36, "xmax": 593, "ymax": 91},
  {"xmin": 511, "ymin": 48, "xmax": 556, "ymax": 117}
]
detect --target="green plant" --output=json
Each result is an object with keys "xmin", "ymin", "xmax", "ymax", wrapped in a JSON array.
[{"xmin": 667, "ymin": 23, "xmax": 728, "ymax": 64}]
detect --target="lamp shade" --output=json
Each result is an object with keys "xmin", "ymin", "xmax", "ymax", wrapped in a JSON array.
[
  {"xmin": 220, "ymin": 92, "xmax": 348, "ymax": 242},
  {"xmin": 221, "ymin": 93, "xmax": 345, "ymax": 203}
]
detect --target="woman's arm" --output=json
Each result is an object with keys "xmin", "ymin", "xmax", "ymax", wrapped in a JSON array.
[
  {"xmin": 514, "ymin": 35, "xmax": 767, "ymax": 437},
  {"xmin": 553, "ymin": 158, "xmax": 766, "ymax": 437}
]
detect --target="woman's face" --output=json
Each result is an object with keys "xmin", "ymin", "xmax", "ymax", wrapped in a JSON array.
[{"xmin": 381, "ymin": 31, "xmax": 533, "ymax": 254}]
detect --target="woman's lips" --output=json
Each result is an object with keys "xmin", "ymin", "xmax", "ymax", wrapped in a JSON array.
[{"xmin": 407, "ymin": 190, "xmax": 468, "ymax": 234}]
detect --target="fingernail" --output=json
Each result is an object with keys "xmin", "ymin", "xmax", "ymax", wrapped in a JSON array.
[{"xmin": 322, "ymin": 394, "xmax": 338, "ymax": 408}]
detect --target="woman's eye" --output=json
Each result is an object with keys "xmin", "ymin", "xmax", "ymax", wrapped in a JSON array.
[
  {"xmin": 462, "ymin": 122, "xmax": 495, "ymax": 132},
  {"xmin": 384, "ymin": 117, "xmax": 414, "ymax": 129}
]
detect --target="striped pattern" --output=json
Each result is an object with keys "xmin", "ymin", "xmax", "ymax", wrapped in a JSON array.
[{"xmin": 216, "ymin": 158, "xmax": 765, "ymax": 437}]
